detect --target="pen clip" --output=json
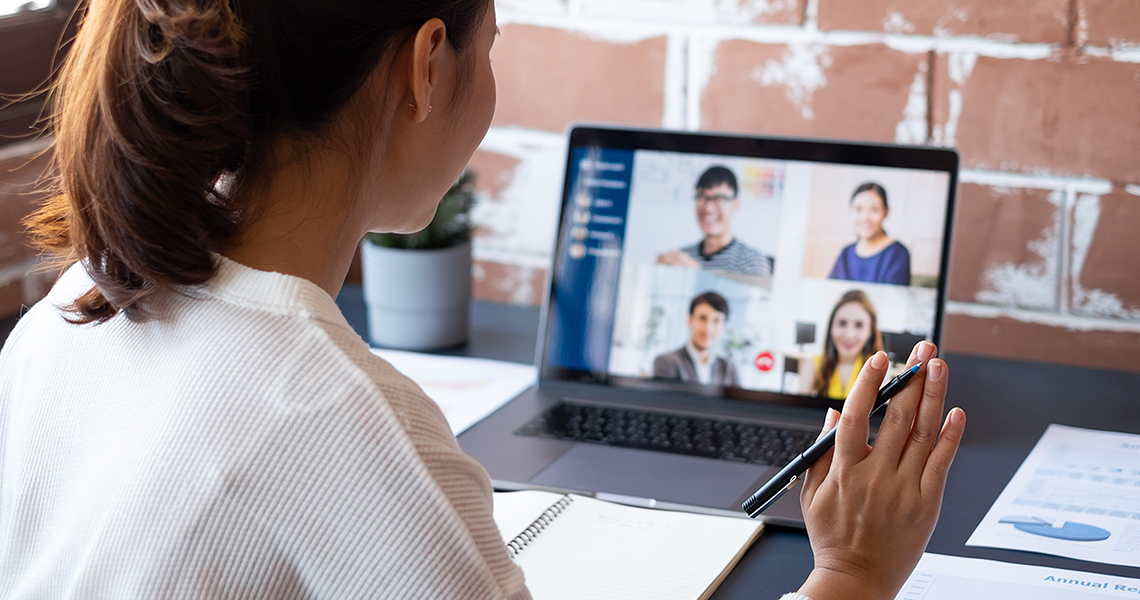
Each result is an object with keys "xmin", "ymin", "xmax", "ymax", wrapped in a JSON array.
[{"xmin": 747, "ymin": 475, "xmax": 799, "ymax": 519}]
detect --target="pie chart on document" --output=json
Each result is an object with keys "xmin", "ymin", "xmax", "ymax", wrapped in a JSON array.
[{"xmin": 998, "ymin": 515, "xmax": 1111, "ymax": 542}]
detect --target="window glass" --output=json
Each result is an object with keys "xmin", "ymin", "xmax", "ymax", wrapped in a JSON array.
[{"xmin": 0, "ymin": 0, "xmax": 54, "ymax": 19}]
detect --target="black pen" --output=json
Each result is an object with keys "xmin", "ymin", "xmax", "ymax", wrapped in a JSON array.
[{"xmin": 741, "ymin": 361, "xmax": 924, "ymax": 518}]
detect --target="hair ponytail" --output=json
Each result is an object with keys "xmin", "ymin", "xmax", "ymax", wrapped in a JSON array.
[
  {"xmin": 29, "ymin": 0, "xmax": 250, "ymax": 322},
  {"xmin": 28, "ymin": 0, "xmax": 491, "ymax": 323}
]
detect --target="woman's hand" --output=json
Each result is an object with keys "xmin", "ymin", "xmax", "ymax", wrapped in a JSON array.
[{"xmin": 796, "ymin": 341, "xmax": 966, "ymax": 600}]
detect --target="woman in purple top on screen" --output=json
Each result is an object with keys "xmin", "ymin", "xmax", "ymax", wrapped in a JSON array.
[{"xmin": 828, "ymin": 182, "xmax": 911, "ymax": 285}]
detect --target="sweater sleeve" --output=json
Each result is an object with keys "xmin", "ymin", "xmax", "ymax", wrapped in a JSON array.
[
  {"xmin": 365, "ymin": 352, "xmax": 531, "ymax": 599},
  {"xmin": 150, "ymin": 380, "xmax": 530, "ymax": 600}
]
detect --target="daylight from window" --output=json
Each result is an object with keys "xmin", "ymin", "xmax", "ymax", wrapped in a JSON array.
[{"xmin": 0, "ymin": 0, "xmax": 53, "ymax": 18}]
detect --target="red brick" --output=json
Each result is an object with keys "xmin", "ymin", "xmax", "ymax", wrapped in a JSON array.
[
  {"xmin": 1085, "ymin": 0, "xmax": 1140, "ymax": 47},
  {"xmin": 934, "ymin": 55, "xmax": 1140, "ymax": 182},
  {"xmin": 701, "ymin": 41, "xmax": 927, "ymax": 143},
  {"xmin": 943, "ymin": 313, "xmax": 1140, "ymax": 373},
  {"xmin": 467, "ymin": 150, "xmax": 521, "ymax": 202},
  {"xmin": 492, "ymin": 25, "xmax": 667, "ymax": 132},
  {"xmin": 577, "ymin": 0, "xmax": 803, "ymax": 26},
  {"xmin": 1069, "ymin": 190, "xmax": 1140, "ymax": 318},
  {"xmin": 947, "ymin": 185, "xmax": 1060, "ymax": 309},
  {"xmin": 817, "ymin": 0, "xmax": 1069, "ymax": 44},
  {"xmin": 473, "ymin": 260, "xmax": 545, "ymax": 306}
]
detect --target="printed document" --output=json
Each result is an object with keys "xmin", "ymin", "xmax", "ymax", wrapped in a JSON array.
[
  {"xmin": 370, "ymin": 348, "xmax": 536, "ymax": 435},
  {"xmin": 896, "ymin": 553, "xmax": 1140, "ymax": 599},
  {"xmin": 966, "ymin": 425, "xmax": 1140, "ymax": 568}
]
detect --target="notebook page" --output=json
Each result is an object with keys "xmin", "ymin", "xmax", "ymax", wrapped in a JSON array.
[
  {"xmin": 492, "ymin": 490, "xmax": 568, "ymax": 545},
  {"xmin": 508, "ymin": 494, "xmax": 763, "ymax": 600}
]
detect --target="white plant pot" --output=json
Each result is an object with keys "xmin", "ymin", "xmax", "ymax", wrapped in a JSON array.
[{"xmin": 361, "ymin": 241, "xmax": 472, "ymax": 350}]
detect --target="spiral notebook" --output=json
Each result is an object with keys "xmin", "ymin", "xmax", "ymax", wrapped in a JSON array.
[{"xmin": 492, "ymin": 490, "xmax": 764, "ymax": 600}]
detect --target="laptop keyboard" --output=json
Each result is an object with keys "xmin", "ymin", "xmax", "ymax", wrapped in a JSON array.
[{"xmin": 515, "ymin": 402, "xmax": 817, "ymax": 466}]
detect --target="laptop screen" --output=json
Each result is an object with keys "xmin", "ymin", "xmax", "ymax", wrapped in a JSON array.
[{"xmin": 541, "ymin": 127, "xmax": 958, "ymax": 409}]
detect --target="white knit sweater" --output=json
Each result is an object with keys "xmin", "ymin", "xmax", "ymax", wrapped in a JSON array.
[{"xmin": 0, "ymin": 257, "xmax": 530, "ymax": 599}]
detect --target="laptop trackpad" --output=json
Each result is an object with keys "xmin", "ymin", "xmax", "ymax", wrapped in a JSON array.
[{"xmin": 529, "ymin": 444, "xmax": 773, "ymax": 510}]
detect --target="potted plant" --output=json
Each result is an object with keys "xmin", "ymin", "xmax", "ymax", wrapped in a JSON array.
[{"xmin": 361, "ymin": 170, "xmax": 477, "ymax": 350}]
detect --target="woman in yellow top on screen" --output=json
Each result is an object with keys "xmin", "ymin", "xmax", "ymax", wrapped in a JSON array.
[
  {"xmin": 828, "ymin": 182, "xmax": 911, "ymax": 285},
  {"xmin": 801, "ymin": 290, "xmax": 884, "ymax": 399}
]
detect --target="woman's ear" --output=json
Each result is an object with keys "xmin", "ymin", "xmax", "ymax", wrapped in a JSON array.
[{"xmin": 409, "ymin": 18, "xmax": 448, "ymax": 123}]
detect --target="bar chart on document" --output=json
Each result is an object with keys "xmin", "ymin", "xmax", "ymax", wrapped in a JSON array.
[{"xmin": 966, "ymin": 425, "xmax": 1140, "ymax": 568}]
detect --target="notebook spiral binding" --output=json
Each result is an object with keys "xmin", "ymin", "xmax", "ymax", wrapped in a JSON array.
[{"xmin": 505, "ymin": 495, "xmax": 575, "ymax": 559}]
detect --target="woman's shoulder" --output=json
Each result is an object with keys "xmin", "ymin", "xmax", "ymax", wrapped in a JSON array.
[
  {"xmin": 886, "ymin": 239, "xmax": 910, "ymax": 254},
  {"xmin": 162, "ymin": 258, "xmax": 432, "ymax": 416},
  {"xmin": 881, "ymin": 239, "xmax": 911, "ymax": 262}
]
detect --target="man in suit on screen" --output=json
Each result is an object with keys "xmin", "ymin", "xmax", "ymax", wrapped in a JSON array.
[{"xmin": 653, "ymin": 291, "xmax": 739, "ymax": 387}]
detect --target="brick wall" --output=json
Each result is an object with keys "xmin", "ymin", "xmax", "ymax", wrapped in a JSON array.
[
  {"xmin": 1, "ymin": 1, "xmax": 1137, "ymax": 372},
  {"xmin": 472, "ymin": 0, "xmax": 1140, "ymax": 372}
]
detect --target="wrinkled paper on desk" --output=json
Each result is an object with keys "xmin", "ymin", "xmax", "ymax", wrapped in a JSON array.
[
  {"xmin": 966, "ymin": 425, "xmax": 1140, "ymax": 568},
  {"xmin": 370, "ymin": 348, "xmax": 536, "ymax": 435},
  {"xmin": 896, "ymin": 553, "xmax": 1140, "ymax": 599}
]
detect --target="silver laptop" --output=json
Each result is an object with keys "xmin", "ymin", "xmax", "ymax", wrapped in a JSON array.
[{"xmin": 459, "ymin": 126, "xmax": 958, "ymax": 526}]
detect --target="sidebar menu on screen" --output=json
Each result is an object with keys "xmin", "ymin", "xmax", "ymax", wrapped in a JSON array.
[{"xmin": 547, "ymin": 147, "xmax": 635, "ymax": 374}]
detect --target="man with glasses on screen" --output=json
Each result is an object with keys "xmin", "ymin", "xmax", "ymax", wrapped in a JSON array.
[{"xmin": 656, "ymin": 165, "xmax": 774, "ymax": 277}]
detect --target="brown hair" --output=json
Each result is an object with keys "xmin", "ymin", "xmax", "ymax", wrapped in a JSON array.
[
  {"xmin": 695, "ymin": 166, "xmax": 737, "ymax": 197},
  {"xmin": 689, "ymin": 291, "xmax": 729, "ymax": 319},
  {"xmin": 850, "ymin": 182, "xmax": 888, "ymax": 210},
  {"xmin": 812, "ymin": 290, "xmax": 884, "ymax": 399},
  {"xmin": 27, "ymin": 0, "xmax": 490, "ymax": 323}
]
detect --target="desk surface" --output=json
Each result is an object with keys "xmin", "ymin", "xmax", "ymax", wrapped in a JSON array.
[{"xmin": 336, "ymin": 286, "xmax": 1140, "ymax": 598}]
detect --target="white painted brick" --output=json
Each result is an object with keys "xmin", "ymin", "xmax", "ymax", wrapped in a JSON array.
[
  {"xmin": 496, "ymin": 0, "xmax": 565, "ymax": 17},
  {"xmin": 945, "ymin": 301, "xmax": 1140, "ymax": 332},
  {"xmin": 663, "ymin": 34, "xmax": 689, "ymax": 129},
  {"xmin": 471, "ymin": 127, "xmax": 566, "ymax": 268},
  {"xmin": 574, "ymin": 0, "xmax": 800, "ymax": 26},
  {"xmin": 478, "ymin": 4, "xmax": 1138, "ymax": 338}
]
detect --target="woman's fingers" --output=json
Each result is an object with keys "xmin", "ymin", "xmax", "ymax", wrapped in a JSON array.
[
  {"xmin": 898, "ymin": 358, "xmax": 949, "ymax": 475},
  {"xmin": 871, "ymin": 342, "xmax": 937, "ymax": 468},
  {"xmin": 921, "ymin": 407, "xmax": 966, "ymax": 498},
  {"xmin": 834, "ymin": 351, "xmax": 889, "ymax": 467},
  {"xmin": 801, "ymin": 408, "xmax": 839, "ymax": 506},
  {"xmin": 816, "ymin": 408, "xmax": 840, "ymax": 443}
]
